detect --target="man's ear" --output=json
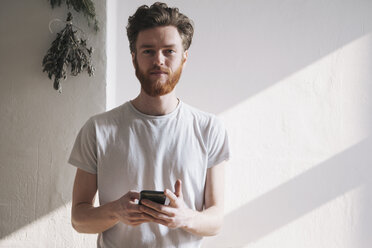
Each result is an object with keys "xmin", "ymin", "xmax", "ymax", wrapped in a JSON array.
[
  {"xmin": 183, "ymin": 50, "xmax": 188, "ymax": 64},
  {"xmin": 131, "ymin": 52, "xmax": 136, "ymax": 67}
]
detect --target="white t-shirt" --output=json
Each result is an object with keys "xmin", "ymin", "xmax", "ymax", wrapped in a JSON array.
[{"xmin": 68, "ymin": 100, "xmax": 230, "ymax": 248}]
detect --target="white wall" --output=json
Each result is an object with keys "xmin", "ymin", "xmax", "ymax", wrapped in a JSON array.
[
  {"xmin": 108, "ymin": 0, "xmax": 372, "ymax": 248},
  {"xmin": 0, "ymin": 0, "xmax": 105, "ymax": 247}
]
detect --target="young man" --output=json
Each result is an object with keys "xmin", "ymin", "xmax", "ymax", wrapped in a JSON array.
[{"xmin": 68, "ymin": 2, "xmax": 230, "ymax": 247}]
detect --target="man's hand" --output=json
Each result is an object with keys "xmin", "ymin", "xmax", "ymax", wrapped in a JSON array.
[
  {"xmin": 139, "ymin": 180, "xmax": 196, "ymax": 229},
  {"xmin": 114, "ymin": 190, "xmax": 156, "ymax": 226}
]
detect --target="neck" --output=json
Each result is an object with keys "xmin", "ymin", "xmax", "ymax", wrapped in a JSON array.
[{"xmin": 130, "ymin": 89, "xmax": 179, "ymax": 116}]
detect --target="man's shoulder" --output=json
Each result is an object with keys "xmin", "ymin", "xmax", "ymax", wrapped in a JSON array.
[
  {"xmin": 89, "ymin": 102, "xmax": 130, "ymax": 125},
  {"xmin": 181, "ymin": 101, "xmax": 220, "ymax": 127}
]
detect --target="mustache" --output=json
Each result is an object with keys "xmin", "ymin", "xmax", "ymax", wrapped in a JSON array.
[{"xmin": 149, "ymin": 66, "xmax": 169, "ymax": 74}]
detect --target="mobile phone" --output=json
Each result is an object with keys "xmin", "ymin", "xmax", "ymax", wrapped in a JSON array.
[{"xmin": 139, "ymin": 190, "xmax": 166, "ymax": 205}]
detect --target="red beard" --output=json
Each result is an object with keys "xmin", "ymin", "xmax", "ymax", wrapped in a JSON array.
[{"xmin": 134, "ymin": 57, "xmax": 185, "ymax": 97}]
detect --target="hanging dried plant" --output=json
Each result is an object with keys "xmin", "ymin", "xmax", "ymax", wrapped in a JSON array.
[
  {"xmin": 42, "ymin": 12, "xmax": 94, "ymax": 93},
  {"xmin": 49, "ymin": 0, "xmax": 99, "ymax": 32}
]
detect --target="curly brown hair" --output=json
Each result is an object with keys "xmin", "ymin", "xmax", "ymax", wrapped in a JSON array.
[{"xmin": 126, "ymin": 2, "xmax": 194, "ymax": 53}]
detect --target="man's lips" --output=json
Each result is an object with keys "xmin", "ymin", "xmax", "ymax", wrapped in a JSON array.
[{"xmin": 150, "ymin": 70, "xmax": 168, "ymax": 75}]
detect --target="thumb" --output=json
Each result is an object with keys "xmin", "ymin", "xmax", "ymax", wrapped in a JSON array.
[
  {"xmin": 175, "ymin": 179, "xmax": 183, "ymax": 198},
  {"xmin": 127, "ymin": 190, "xmax": 140, "ymax": 200}
]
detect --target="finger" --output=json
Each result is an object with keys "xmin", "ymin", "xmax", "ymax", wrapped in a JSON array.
[
  {"xmin": 127, "ymin": 201, "xmax": 146, "ymax": 213},
  {"xmin": 129, "ymin": 199, "xmax": 140, "ymax": 205},
  {"xmin": 127, "ymin": 217, "xmax": 154, "ymax": 226},
  {"xmin": 127, "ymin": 212, "xmax": 155, "ymax": 220},
  {"xmin": 140, "ymin": 200, "xmax": 175, "ymax": 216},
  {"xmin": 127, "ymin": 190, "xmax": 140, "ymax": 200},
  {"xmin": 140, "ymin": 206, "xmax": 174, "ymax": 221},
  {"xmin": 152, "ymin": 218, "xmax": 169, "ymax": 227},
  {"xmin": 175, "ymin": 179, "xmax": 183, "ymax": 198},
  {"xmin": 123, "ymin": 213, "xmax": 157, "ymax": 226},
  {"xmin": 164, "ymin": 189, "xmax": 178, "ymax": 205}
]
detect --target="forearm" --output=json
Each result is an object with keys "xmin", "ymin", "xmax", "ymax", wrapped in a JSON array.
[
  {"xmin": 72, "ymin": 200, "xmax": 119, "ymax": 234},
  {"xmin": 182, "ymin": 206, "xmax": 223, "ymax": 236}
]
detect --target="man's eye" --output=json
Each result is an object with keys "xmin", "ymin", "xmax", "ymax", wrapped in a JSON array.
[
  {"xmin": 166, "ymin": 50, "xmax": 175, "ymax": 54},
  {"xmin": 143, "ymin": 50, "xmax": 152, "ymax": 54}
]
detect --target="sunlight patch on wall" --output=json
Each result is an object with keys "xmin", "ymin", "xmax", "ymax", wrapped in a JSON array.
[
  {"xmin": 238, "ymin": 185, "xmax": 365, "ymax": 248},
  {"xmin": 218, "ymin": 33, "xmax": 372, "ymax": 215},
  {"xmin": 0, "ymin": 202, "xmax": 96, "ymax": 247}
]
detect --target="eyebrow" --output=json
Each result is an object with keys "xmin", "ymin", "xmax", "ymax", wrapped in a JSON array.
[{"xmin": 139, "ymin": 44, "xmax": 177, "ymax": 49}]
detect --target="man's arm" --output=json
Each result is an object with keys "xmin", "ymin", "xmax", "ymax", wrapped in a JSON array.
[
  {"xmin": 71, "ymin": 168, "xmax": 155, "ymax": 233},
  {"xmin": 184, "ymin": 160, "xmax": 226, "ymax": 236},
  {"xmin": 140, "ymin": 161, "xmax": 226, "ymax": 236}
]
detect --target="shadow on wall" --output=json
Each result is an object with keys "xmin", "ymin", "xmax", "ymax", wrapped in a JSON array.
[{"xmin": 203, "ymin": 137, "xmax": 372, "ymax": 247}]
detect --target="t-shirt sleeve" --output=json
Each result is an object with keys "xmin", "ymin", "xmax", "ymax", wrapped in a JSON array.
[
  {"xmin": 207, "ymin": 117, "xmax": 231, "ymax": 168},
  {"xmin": 68, "ymin": 117, "xmax": 98, "ymax": 174}
]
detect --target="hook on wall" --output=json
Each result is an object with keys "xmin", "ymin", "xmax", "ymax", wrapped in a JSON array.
[{"xmin": 48, "ymin": 12, "xmax": 87, "ymax": 39}]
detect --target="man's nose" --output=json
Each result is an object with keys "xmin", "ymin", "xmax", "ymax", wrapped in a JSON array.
[{"xmin": 153, "ymin": 51, "xmax": 165, "ymax": 66}]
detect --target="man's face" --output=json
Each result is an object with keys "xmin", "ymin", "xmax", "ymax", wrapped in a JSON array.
[{"xmin": 132, "ymin": 25, "xmax": 188, "ymax": 97}]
